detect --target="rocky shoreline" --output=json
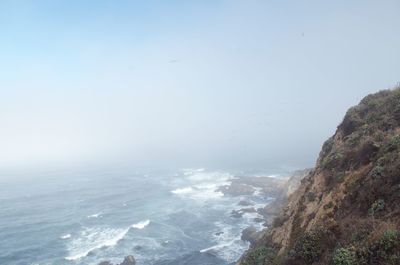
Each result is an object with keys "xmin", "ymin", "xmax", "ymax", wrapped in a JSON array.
[
  {"xmin": 219, "ymin": 169, "xmax": 310, "ymax": 245},
  {"xmin": 99, "ymin": 169, "xmax": 310, "ymax": 265}
]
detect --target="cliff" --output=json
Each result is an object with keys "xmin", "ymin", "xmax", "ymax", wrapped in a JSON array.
[{"xmin": 239, "ymin": 88, "xmax": 400, "ymax": 265}]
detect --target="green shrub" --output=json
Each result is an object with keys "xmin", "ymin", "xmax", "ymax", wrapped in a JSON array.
[
  {"xmin": 369, "ymin": 165, "xmax": 384, "ymax": 179},
  {"xmin": 321, "ymin": 151, "xmax": 345, "ymax": 170},
  {"xmin": 378, "ymin": 230, "xmax": 399, "ymax": 252},
  {"xmin": 322, "ymin": 137, "xmax": 334, "ymax": 155},
  {"xmin": 242, "ymin": 246, "xmax": 276, "ymax": 265},
  {"xmin": 340, "ymin": 106, "xmax": 363, "ymax": 136},
  {"xmin": 385, "ymin": 135, "xmax": 400, "ymax": 152},
  {"xmin": 345, "ymin": 132, "xmax": 361, "ymax": 147},
  {"xmin": 368, "ymin": 199, "xmax": 385, "ymax": 216},
  {"xmin": 337, "ymin": 172, "xmax": 346, "ymax": 182},
  {"xmin": 332, "ymin": 247, "xmax": 356, "ymax": 265},
  {"xmin": 291, "ymin": 229, "xmax": 326, "ymax": 263},
  {"xmin": 369, "ymin": 230, "xmax": 400, "ymax": 263}
]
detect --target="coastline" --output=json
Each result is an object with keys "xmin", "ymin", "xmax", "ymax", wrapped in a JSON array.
[{"xmin": 97, "ymin": 169, "xmax": 311, "ymax": 265}]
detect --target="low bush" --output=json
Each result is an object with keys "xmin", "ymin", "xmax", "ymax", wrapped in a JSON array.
[
  {"xmin": 321, "ymin": 151, "xmax": 344, "ymax": 170},
  {"xmin": 378, "ymin": 230, "xmax": 399, "ymax": 252},
  {"xmin": 369, "ymin": 166, "xmax": 384, "ymax": 179},
  {"xmin": 290, "ymin": 229, "xmax": 327, "ymax": 263},
  {"xmin": 384, "ymin": 135, "xmax": 400, "ymax": 152},
  {"xmin": 368, "ymin": 199, "xmax": 385, "ymax": 216},
  {"xmin": 368, "ymin": 230, "xmax": 400, "ymax": 264},
  {"xmin": 332, "ymin": 247, "xmax": 356, "ymax": 265},
  {"xmin": 242, "ymin": 246, "xmax": 276, "ymax": 265}
]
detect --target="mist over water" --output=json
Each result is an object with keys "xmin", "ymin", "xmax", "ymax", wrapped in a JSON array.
[{"xmin": 0, "ymin": 166, "xmax": 285, "ymax": 265}]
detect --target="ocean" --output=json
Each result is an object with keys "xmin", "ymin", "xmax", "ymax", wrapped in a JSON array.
[{"xmin": 0, "ymin": 166, "xmax": 281, "ymax": 265}]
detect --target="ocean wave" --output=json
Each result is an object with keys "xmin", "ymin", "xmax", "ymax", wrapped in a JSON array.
[
  {"xmin": 186, "ymin": 171, "xmax": 231, "ymax": 183},
  {"xmin": 199, "ymin": 221, "xmax": 249, "ymax": 262},
  {"xmin": 171, "ymin": 184, "xmax": 224, "ymax": 201},
  {"xmin": 65, "ymin": 220, "xmax": 150, "ymax": 261},
  {"xmin": 171, "ymin": 187, "xmax": 193, "ymax": 194},
  {"xmin": 87, "ymin": 212, "xmax": 101, "ymax": 218},
  {"xmin": 200, "ymin": 238, "xmax": 246, "ymax": 262},
  {"xmin": 200, "ymin": 240, "xmax": 235, "ymax": 253},
  {"xmin": 253, "ymin": 187, "xmax": 263, "ymax": 196},
  {"xmin": 65, "ymin": 226, "xmax": 130, "ymax": 261},
  {"xmin": 172, "ymin": 170, "xmax": 232, "ymax": 202},
  {"xmin": 182, "ymin": 168, "xmax": 205, "ymax": 176},
  {"xmin": 60, "ymin": 234, "xmax": 71, "ymax": 239},
  {"xmin": 131, "ymin": 219, "xmax": 150, "ymax": 229},
  {"xmin": 253, "ymin": 174, "xmax": 280, "ymax": 178}
]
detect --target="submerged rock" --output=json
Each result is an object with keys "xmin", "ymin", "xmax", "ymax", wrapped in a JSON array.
[
  {"xmin": 219, "ymin": 183, "xmax": 255, "ymax": 196},
  {"xmin": 120, "ymin": 255, "xmax": 136, "ymax": 265},
  {"xmin": 238, "ymin": 200, "xmax": 253, "ymax": 206},
  {"xmin": 240, "ymin": 207, "xmax": 256, "ymax": 213},
  {"xmin": 98, "ymin": 262, "xmax": 113, "ymax": 265},
  {"xmin": 98, "ymin": 255, "xmax": 136, "ymax": 265},
  {"xmin": 230, "ymin": 209, "xmax": 243, "ymax": 218},
  {"xmin": 253, "ymin": 217, "xmax": 264, "ymax": 223}
]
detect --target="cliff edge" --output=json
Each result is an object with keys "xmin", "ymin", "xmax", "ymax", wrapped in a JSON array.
[{"xmin": 239, "ymin": 88, "xmax": 400, "ymax": 265}]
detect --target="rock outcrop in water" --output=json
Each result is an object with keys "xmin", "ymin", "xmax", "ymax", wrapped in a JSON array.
[
  {"xmin": 238, "ymin": 88, "xmax": 400, "ymax": 265},
  {"xmin": 220, "ymin": 169, "xmax": 310, "ymax": 226},
  {"xmin": 98, "ymin": 255, "xmax": 136, "ymax": 265}
]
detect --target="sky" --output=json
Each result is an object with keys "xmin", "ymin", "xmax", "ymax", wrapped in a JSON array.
[{"xmin": 0, "ymin": 0, "xmax": 400, "ymax": 171}]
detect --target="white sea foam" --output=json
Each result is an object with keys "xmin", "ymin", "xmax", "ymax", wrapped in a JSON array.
[
  {"xmin": 65, "ymin": 220, "xmax": 150, "ymax": 261},
  {"xmin": 200, "ymin": 243, "xmax": 229, "ymax": 253},
  {"xmin": 172, "ymin": 169, "xmax": 232, "ymax": 202},
  {"xmin": 171, "ymin": 184, "xmax": 224, "ymax": 201},
  {"xmin": 131, "ymin": 219, "xmax": 150, "ymax": 229},
  {"xmin": 201, "ymin": 221, "xmax": 249, "ymax": 262},
  {"xmin": 253, "ymin": 187, "xmax": 263, "ymax": 196},
  {"xmin": 87, "ymin": 212, "xmax": 101, "ymax": 218},
  {"xmin": 60, "ymin": 234, "xmax": 71, "ymax": 239},
  {"xmin": 65, "ymin": 226, "xmax": 130, "ymax": 261},
  {"xmin": 182, "ymin": 168, "xmax": 205, "ymax": 176},
  {"xmin": 253, "ymin": 174, "xmax": 280, "ymax": 178},
  {"xmin": 171, "ymin": 187, "xmax": 193, "ymax": 194}
]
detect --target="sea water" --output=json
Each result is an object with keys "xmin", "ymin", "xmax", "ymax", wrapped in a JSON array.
[{"xmin": 0, "ymin": 166, "xmax": 277, "ymax": 265}]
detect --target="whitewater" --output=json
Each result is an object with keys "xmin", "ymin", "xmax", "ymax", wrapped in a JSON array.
[{"xmin": 0, "ymin": 167, "xmax": 281, "ymax": 265}]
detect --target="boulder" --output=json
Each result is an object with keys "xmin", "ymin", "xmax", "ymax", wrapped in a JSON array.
[
  {"xmin": 238, "ymin": 200, "xmax": 253, "ymax": 206},
  {"xmin": 119, "ymin": 255, "xmax": 136, "ymax": 265},
  {"xmin": 98, "ymin": 255, "xmax": 136, "ymax": 265},
  {"xmin": 98, "ymin": 261, "xmax": 113, "ymax": 265}
]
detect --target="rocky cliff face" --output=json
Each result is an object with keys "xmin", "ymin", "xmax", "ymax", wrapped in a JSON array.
[{"xmin": 239, "ymin": 88, "xmax": 400, "ymax": 265}]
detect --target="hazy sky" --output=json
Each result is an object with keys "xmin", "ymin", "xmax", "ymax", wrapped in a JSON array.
[{"xmin": 1, "ymin": 0, "xmax": 399, "ymax": 170}]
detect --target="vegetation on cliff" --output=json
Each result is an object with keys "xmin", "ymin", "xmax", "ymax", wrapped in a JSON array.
[{"xmin": 239, "ymin": 87, "xmax": 400, "ymax": 265}]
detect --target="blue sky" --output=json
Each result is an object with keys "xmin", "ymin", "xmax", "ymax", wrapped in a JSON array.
[{"xmin": 1, "ymin": 1, "xmax": 400, "ymax": 170}]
